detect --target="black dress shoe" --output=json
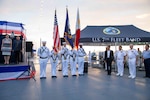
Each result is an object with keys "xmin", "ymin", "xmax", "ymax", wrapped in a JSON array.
[
  {"xmin": 40, "ymin": 77, "xmax": 45, "ymax": 79},
  {"xmin": 43, "ymin": 77, "xmax": 46, "ymax": 79},
  {"xmin": 65, "ymin": 75, "xmax": 68, "ymax": 77},
  {"xmin": 63, "ymin": 75, "xmax": 68, "ymax": 77},
  {"xmin": 72, "ymin": 75, "xmax": 77, "ymax": 76},
  {"xmin": 79, "ymin": 74, "xmax": 84, "ymax": 76},
  {"xmin": 52, "ymin": 76, "xmax": 57, "ymax": 78}
]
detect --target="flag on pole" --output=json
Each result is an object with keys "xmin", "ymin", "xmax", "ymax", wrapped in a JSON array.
[
  {"xmin": 74, "ymin": 8, "xmax": 81, "ymax": 50},
  {"xmin": 53, "ymin": 10, "xmax": 61, "ymax": 52},
  {"xmin": 64, "ymin": 8, "xmax": 74, "ymax": 48},
  {"xmin": 0, "ymin": 21, "xmax": 26, "ymax": 38}
]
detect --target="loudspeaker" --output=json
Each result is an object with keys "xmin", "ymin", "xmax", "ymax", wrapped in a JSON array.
[
  {"xmin": 60, "ymin": 38, "xmax": 65, "ymax": 46},
  {"xmin": 84, "ymin": 62, "xmax": 88, "ymax": 73},
  {"xmin": 26, "ymin": 42, "xmax": 33, "ymax": 52}
]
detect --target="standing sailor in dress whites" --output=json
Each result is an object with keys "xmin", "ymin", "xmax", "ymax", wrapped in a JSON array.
[
  {"xmin": 37, "ymin": 41, "xmax": 50, "ymax": 79},
  {"xmin": 49, "ymin": 47, "xmax": 59, "ymax": 78},
  {"xmin": 115, "ymin": 45, "xmax": 126, "ymax": 76},
  {"xmin": 60, "ymin": 42, "xmax": 69, "ymax": 77},
  {"xmin": 137, "ymin": 48, "xmax": 142, "ymax": 70},
  {"xmin": 69, "ymin": 48, "xmax": 78, "ymax": 76},
  {"xmin": 77, "ymin": 43, "xmax": 86, "ymax": 76},
  {"xmin": 127, "ymin": 44, "xmax": 138, "ymax": 79},
  {"xmin": 142, "ymin": 44, "xmax": 150, "ymax": 78}
]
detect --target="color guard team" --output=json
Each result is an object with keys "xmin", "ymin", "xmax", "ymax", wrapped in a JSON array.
[
  {"xmin": 37, "ymin": 41, "xmax": 86, "ymax": 79},
  {"xmin": 37, "ymin": 41, "xmax": 150, "ymax": 79}
]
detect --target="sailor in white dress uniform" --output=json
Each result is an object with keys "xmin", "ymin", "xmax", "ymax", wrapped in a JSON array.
[
  {"xmin": 37, "ymin": 41, "xmax": 50, "ymax": 79},
  {"xmin": 60, "ymin": 42, "xmax": 69, "ymax": 77},
  {"xmin": 69, "ymin": 48, "xmax": 78, "ymax": 76},
  {"xmin": 127, "ymin": 44, "xmax": 138, "ymax": 79},
  {"xmin": 49, "ymin": 47, "xmax": 59, "ymax": 78},
  {"xmin": 115, "ymin": 45, "xmax": 126, "ymax": 76},
  {"xmin": 77, "ymin": 43, "xmax": 86, "ymax": 75}
]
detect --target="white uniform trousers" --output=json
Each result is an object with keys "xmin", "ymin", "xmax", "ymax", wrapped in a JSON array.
[
  {"xmin": 62, "ymin": 60, "xmax": 68, "ymax": 76},
  {"xmin": 116, "ymin": 59, "xmax": 124, "ymax": 76},
  {"xmin": 78, "ymin": 57, "xmax": 84, "ymax": 74},
  {"xmin": 128, "ymin": 58, "xmax": 136, "ymax": 78},
  {"xmin": 70, "ymin": 61, "xmax": 77, "ymax": 75},
  {"xmin": 39, "ymin": 58, "xmax": 48, "ymax": 78},
  {"xmin": 137, "ymin": 58, "xmax": 142, "ymax": 67},
  {"xmin": 51, "ymin": 61, "xmax": 58, "ymax": 76}
]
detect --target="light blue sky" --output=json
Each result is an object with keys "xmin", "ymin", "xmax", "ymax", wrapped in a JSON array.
[{"xmin": 0, "ymin": 0, "xmax": 150, "ymax": 49}]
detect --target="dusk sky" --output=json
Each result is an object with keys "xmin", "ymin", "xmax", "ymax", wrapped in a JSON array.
[{"xmin": 0, "ymin": 0, "xmax": 150, "ymax": 50}]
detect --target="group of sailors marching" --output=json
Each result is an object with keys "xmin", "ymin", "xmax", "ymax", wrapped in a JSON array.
[{"xmin": 37, "ymin": 41, "xmax": 86, "ymax": 79}]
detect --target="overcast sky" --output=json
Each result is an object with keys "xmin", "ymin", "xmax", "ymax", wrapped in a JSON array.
[{"xmin": 0, "ymin": 0, "xmax": 150, "ymax": 49}]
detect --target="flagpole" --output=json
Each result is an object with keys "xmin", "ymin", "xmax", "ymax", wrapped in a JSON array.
[
  {"xmin": 66, "ymin": 5, "xmax": 68, "ymax": 9},
  {"xmin": 40, "ymin": 38, "xmax": 41, "ymax": 47}
]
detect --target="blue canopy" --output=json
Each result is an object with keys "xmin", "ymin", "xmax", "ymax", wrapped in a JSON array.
[{"xmin": 72, "ymin": 25, "xmax": 150, "ymax": 44}]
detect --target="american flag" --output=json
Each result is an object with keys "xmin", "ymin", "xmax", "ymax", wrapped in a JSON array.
[
  {"xmin": 74, "ymin": 8, "xmax": 81, "ymax": 50},
  {"xmin": 53, "ymin": 10, "xmax": 61, "ymax": 52}
]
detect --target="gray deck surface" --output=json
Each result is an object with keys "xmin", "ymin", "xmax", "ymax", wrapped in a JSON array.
[{"xmin": 0, "ymin": 61, "xmax": 150, "ymax": 100}]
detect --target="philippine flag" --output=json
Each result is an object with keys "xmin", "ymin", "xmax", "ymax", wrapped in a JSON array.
[{"xmin": 74, "ymin": 8, "xmax": 81, "ymax": 50}]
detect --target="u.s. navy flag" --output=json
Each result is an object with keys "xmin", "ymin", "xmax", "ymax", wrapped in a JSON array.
[{"xmin": 64, "ymin": 8, "xmax": 74, "ymax": 48}]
